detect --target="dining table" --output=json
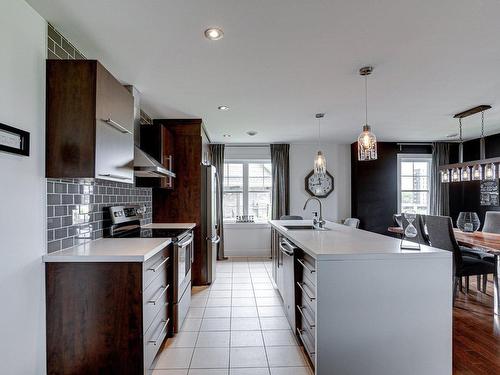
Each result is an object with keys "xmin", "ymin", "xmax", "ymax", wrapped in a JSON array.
[{"xmin": 388, "ymin": 226, "xmax": 500, "ymax": 315}]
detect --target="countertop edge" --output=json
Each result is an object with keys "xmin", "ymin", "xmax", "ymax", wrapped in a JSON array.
[
  {"xmin": 142, "ymin": 222, "xmax": 197, "ymax": 230},
  {"xmin": 270, "ymin": 220, "xmax": 451, "ymax": 261},
  {"xmin": 42, "ymin": 238, "xmax": 172, "ymax": 263}
]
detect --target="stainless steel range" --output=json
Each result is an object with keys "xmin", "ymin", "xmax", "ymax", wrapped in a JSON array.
[{"xmin": 107, "ymin": 205, "xmax": 194, "ymax": 332}]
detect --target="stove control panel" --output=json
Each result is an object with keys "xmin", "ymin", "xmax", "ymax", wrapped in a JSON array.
[{"xmin": 109, "ymin": 205, "xmax": 145, "ymax": 225}]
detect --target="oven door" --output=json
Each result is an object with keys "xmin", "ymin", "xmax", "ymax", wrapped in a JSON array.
[{"xmin": 175, "ymin": 232, "xmax": 193, "ymax": 301}]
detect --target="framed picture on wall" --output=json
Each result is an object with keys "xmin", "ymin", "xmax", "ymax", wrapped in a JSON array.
[{"xmin": 0, "ymin": 123, "xmax": 30, "ymax": 156}]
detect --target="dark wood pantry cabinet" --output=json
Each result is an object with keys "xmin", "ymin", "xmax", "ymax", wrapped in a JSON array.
[
  {"xmin": 152, "ymin": 119, "xmax": 212, "ymax": 285},
  {"xmin": 46, "ymin": 60, "xmax": 135, "ymax": 183}
]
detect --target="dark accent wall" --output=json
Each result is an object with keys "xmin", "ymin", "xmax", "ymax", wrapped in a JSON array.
[
  {"xmin": 46, "ymin": 24, "xmax": 153, "ymax": 252},
  {"xmin": 449, "ymin": 133, "xmax": 500, "ymax": 227},
  {"xmin": 351, "ymin": 142, "xmax": 432, "ymax": 234}
]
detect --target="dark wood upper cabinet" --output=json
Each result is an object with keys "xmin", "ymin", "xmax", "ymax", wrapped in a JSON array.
[
  {"xmin": 136, "ymin": 124, "xmax": 175, "ymax": 189},
  {"xmin": 46, "ymin": 60, "xmax": 134, "ymax": 183}
]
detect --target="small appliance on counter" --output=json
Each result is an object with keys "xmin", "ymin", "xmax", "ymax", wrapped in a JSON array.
[{"xmin": 107, "ymin": 205, "xmax": 194, "ymax": 332}]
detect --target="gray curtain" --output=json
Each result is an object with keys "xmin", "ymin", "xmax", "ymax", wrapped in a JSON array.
[
  {"xmin": 430, "ymin": 142, "xmax": 450, "ymax": 216},
  {"xmin": 270, "ymin": 144, "xmax": 290, "ymax": 220},
  {"xmin": 209, "ymin": 144, "xmax": 226, "ymax": 260}
]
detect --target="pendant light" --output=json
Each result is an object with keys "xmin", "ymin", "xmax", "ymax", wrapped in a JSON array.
[
  {"xmin": 313, "ymin": 113, "xmax": 327, "ymax": 176},
  {"xmin": 485, "ymin": 162, "xmax": 496, "ymax": 180},
  {"xmin": 461, "ymin": 166, "xmax": 471, "ymax": 181},
  {"xmin": 357, "ymin": 66, "xmax": 377, "ymax": 161},
  {"xmin": 440, "ymin": 169, "xmax": 450, "ymax": 183},
  {"xmin": 471, "ymin": 164, "xmax": 482, "ymax": 180},
  {"xmin": 472, "ymin": 111, "xmax": 486, "ymax": 181}
]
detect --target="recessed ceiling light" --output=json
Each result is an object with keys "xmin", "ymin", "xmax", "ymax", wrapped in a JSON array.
[
  {"xmin": 204, "ymin": 27, "xmax": 224, "ymax": 41},
  {"xmin": 246, "ymin": 131, "xmax": 258, "ymax": 136},
  {"xmin": 218, "ymin": 105, "xmax": 229, "ymax": 111},
  {"xmin": 223, "ymin": 134, "xmax": 231, "ymax": 138}
]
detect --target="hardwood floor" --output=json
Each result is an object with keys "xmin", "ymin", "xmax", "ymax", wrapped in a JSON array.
[{"xmin": 453, "ymin": 276, "xmax": 500, "ymax": 374}]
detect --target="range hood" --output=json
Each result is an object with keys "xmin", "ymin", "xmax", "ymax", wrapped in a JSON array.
[
  {"xmin": 126, "ymin": 85, "xmax": 175, "ymax": 179},
  {"xmin": 134, "ymin": 146, "xmax": 175, "ymax": 178}
]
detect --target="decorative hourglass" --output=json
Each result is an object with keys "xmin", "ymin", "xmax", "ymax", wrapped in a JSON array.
[{"xmin": 401, "ymin": 210, "xmax": 421, "ymax": 250}]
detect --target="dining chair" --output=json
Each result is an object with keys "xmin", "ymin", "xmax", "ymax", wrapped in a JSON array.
[
  {"xmin": 343, "ymin": 218, "xmax": 360, "ymax": 228},
  {"xmin": 393, "ymin": 214, "xmax": 403, "ymax": 227},
  {"xmin": 280, "ymin": 215, "xmax": 303, "ymax": 220},
  {"xmin": 476, "ymin": 211, "xmax": 500, "ymax": 291},
  {"xmin": 423, "ymin": 215, "xmax": 495, "ymax": 299},
  {"xmin": 401, "ymin": 214, "xmax": 429, "ymax": 246},
  {"xmin": 482, "ymin": 211, "xmax": 500, "ymax": 234}
]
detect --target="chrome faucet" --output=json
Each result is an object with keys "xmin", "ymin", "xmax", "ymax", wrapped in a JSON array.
[{"xmin": 303, "ymin": 197, "xmax": 326, "ymax": 230}]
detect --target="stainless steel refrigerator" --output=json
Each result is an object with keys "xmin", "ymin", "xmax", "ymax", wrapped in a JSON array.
[{"xmin": 201, "ymin": 165, "xmax": 220, "ymax": 284}]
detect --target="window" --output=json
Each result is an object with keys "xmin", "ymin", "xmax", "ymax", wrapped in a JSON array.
[
  {"xmin": 223, "ymin": 161, "xmax": 272, "ymax": 221},
  {"xmin": 397, "ymin": 154, "xmax": 432, "ymax": 214}
]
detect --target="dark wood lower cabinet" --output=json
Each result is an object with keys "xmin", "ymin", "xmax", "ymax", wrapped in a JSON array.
[{"xmin": 45, "ymin": 246, "xmax": 172, "ymax": 375}]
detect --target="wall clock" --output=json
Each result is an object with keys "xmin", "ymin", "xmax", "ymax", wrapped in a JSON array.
[{"xmin": 305, "ymin": 170, "xmax": 334, "ymax": 198}]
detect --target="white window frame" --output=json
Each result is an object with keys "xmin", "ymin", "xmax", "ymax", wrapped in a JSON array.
[
  {"xmin": 397, "ymin": 154, "xmax": 432, "ymax": 214},
  {"xmin": 223, "ymin": 159, "xmax": 272, "ymax": 222}
]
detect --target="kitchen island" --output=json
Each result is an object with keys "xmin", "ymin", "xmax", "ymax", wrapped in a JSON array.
[{"xmin": 270, "ymin": 220, "xmax": 452, "ymax": 375}]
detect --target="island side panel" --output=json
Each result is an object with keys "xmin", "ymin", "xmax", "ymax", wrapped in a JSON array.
[
  {"xmin": 46, "ymin": 262, "xmax": 144, "ymax": 375},
  {"xmin": 316, "ymin": 256, "xmax": 452, "ymax": 375}
]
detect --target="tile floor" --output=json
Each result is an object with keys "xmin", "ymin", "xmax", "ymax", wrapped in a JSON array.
[{"xmin": 151, "ymin": 257, "xmax": 313, "ymax": 375}]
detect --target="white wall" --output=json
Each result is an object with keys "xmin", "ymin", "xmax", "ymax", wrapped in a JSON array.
[
  {"xmin": 0, "ymin": 1, "xmax": 46, "ymax": 373},
  {"xmin": 290, "ymin": 143, "xmax": 351, "ymax": 221}
]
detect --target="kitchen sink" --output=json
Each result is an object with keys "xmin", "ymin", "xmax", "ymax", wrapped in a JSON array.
[{"xmin": 282, "ymin": 225, "xmax": 329, "ymax": 231}]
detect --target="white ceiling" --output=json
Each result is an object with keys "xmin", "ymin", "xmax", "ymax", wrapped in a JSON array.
[{"xmin": 27, "ymin": 0, "xmax": 500, "ymax": 144}]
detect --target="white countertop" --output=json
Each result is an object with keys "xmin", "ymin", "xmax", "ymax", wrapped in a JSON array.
[
  {"xmin": 269, "ymin": 220, "xmax": 450, "ymax": 261},
  {"xmin": 43, "ymin": 238, "xmax": 172, "ymax": 262},
  {"xmin": 142, "ymin": 222, "xmax": 196, "ymax": 230}
]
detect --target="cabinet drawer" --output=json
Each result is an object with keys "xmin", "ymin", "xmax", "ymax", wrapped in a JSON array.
[
  {"xmin": 297, "ymin": 277, "xmax": 316, "ymax": 305},
  {"xmin": 297, "ymin": 254, "xmax": 316, "ymax": 286},
  {"xmin": 144, "ymin": 309, "xmax": 169, "ymax": 371},
  {"xmin": 296, "ymin": 303, "xmax": 315, "ymax": 332},
  {"xmin": 144, "ymin": 269, "xmax": 169, "ymax": 333},
  {"xmin": 297, "ymin": 327, "xmax": 316, "ymax": 367},
  {"xmin": 144, "ymin": 248, "xmax": 170, "ymax": 289}
]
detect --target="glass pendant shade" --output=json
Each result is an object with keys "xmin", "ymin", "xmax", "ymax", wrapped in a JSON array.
[
  {"xmin": 471, "ymin": 164, "xmax": 482, "ymax": 180},
  {"xmin": 451, "ymin": 167, "xmax": 461, "ymax": 182},
  {"xmin": 440, "ymin": 169, "xmax": 450, "ymax": 183},
  {"xmin": 314, "ymin": 150, "xmax": 326, "ymax": 176},
  {"xmin": 461, "ymin": 166, "xmax": 471, "ymax": 181},
  {"xmin": 484, "ymin": 163, "xmax": 496, "ymax": 180},
  {"xmin": 357, "ymin": 125, "xmax": 377, "ymax": 161}
]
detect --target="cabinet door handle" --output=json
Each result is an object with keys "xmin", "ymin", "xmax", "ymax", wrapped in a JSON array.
[
  {"xmin": 279, "ymin": 244, "xmax": 294, "ymax": 257},
  {"xmin": 148, "ymin": 285, "xmax": 169, "ymax": 305},
  {"xmin": 149, "ymin": 318, "xmax": 169, "ymax": 346},
  {"xmin": 178, "ymin": 235, "xmax": 193, "ymax": 248},
  {"xmin": 102, "ymin": 118, "xmax": 132, "ymax": 134},
  {"xmin": 297, "ymin": 258, "xmax": 316, "ymax": 273},
  {"xmin": 297, "ymin": 281, "xmax": 316, "ymax": 301},
  {"xmin": 98, "ymin": 173, "xmax": 132, "ymax": 181},
  {"xmin": 148, "ymin": 256, "xmax": 170, "ymax": 273},
  {"xmin": 296, "ymin": 305, "xmax": 316, "ymax": 329}
]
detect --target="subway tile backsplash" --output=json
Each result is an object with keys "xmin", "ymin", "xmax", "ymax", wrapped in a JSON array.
[{"xmin": 47, "ymin": 178, "xmax": 152, "ymax": 253}]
